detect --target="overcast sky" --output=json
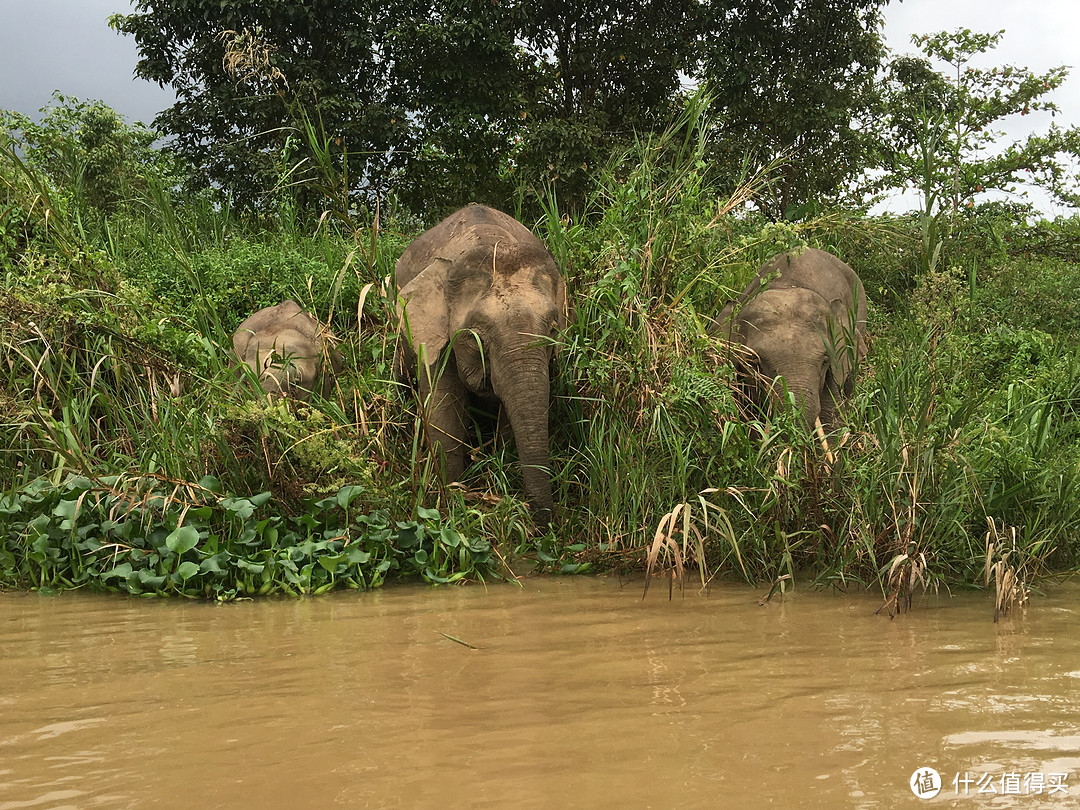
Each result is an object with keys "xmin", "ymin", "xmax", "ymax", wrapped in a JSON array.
[
  {"xmin": 1, "ymin": 0, "xmax": 1078, "ymax": 211},
  {"xmin": 0, "ymin": 0, "xmax": 174, "ymax": 126}
]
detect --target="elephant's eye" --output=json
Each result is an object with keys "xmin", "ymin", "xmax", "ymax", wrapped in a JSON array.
[{"xmin": 457, "ymin": 330, "xmax": 484, "ymax": 359}]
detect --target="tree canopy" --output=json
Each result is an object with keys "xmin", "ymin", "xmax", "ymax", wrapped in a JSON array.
[
  {"xmin": 867, "ymin": 29, "xmax": 1080, "ymax": 214},
  {"xmin": 109, "ymin": 0, "xmax": 892, "ymax": 220},
  {"xmin": 700, "ymin": 0, "xmax": 886, "ymax": 219}
]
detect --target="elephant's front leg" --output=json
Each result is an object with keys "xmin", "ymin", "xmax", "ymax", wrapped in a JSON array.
[{"xmin": 418, "ymin": 361, "xmax": 469, "ymax": 481}]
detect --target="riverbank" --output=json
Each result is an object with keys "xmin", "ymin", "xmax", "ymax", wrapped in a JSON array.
[{"xmin": 4, "ymin": 106, "xmax": 1080, "ymax": 602}]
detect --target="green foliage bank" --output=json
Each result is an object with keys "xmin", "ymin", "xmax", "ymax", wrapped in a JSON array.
[{"xmin": 4, "ymin": 29, "xmax": 1080, "ymax": 603}]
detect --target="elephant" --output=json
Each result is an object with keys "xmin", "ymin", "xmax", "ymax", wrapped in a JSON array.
[
  {"xmin": 232, "ymin": 300, "xmax": 343, "ymax": 400},
  {"xmin": 710, "ymin": 247, "xmax": 867, "ymax": 431},
  {"xmin": 395, "ymin": 203, "xmax": 567, "ymax": 526}
]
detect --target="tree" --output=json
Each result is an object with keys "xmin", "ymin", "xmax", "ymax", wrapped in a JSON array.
[
  {"xmin": 1, "ymin": 93, "xmax": 164, "ymax": 214},
  {"xmin": 512, "ymin": 1, "xmax": 704, "ymax": 213},
  {"xmin": 110, "ymin": 1, "xmax": 413, "ymax": 213},
  {"xmin": 868, "ymin": 29, "xmax": 1080, "ymax": 216},
  {"xmin": 111, "ymin": 0, "xmax": 891, "ymax": 220},
  {"xmin": 699, "ymin": 0, "xmax": 887, "ymax": 220},
  {"xmin": 384, "ymin": 0, "xmax": 527, "ymax": 217}
]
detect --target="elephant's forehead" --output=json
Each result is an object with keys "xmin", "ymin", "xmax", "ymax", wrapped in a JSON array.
[
  {"xmin": 447, "ymin": 240, "xmax": 557, "ymax": 280},
  {"xmin": 249, "ymin": 328, "xmax": 319, "ymax": 356},
  {"xmin": 476, "ymin": 280, "xmax": 558, "ymax": 315},
  {"xmin": 742, "ymin": 289, "xmax": 827, "ymax": 324}
]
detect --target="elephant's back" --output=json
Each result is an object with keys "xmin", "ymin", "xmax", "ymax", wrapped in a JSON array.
[
  {"xmin": 233, "ymin": 300, "xmax": 310, "ymax": 354},
  {"xmin": 395, "ymin": 204, "xmax": 544, "ymax": 288},
  {"xmin": 710, "ymin": 248, "xmax": 865, "ymax": 337},
  {"xmin": 768, "ymin": 248, "xmax": 867, "ymax": 333},
  {"xmin": 753, "ymin": 249, "xmax": 862, "ymax": 308}
]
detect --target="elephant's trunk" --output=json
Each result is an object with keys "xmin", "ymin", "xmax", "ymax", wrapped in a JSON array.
[
  {"xmin": 768, "ymin": 368, "xmax": 821, "ymax": 429},
  {"xmin": 491, "ymin": 346, "xmax": 555, "ymax": 527}
]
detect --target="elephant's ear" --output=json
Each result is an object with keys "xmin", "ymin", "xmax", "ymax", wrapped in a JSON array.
[
  {"xmin": 709, "ymin": 300, "xmax": 738, "ymax": 339},
  {"xmin": 828, "ymin": 297, "xmax": 863, "ymax": 385},
  {"xmin": 233, "ymin": 310, "xmax": 271, "ymax": 359},
  {"xmin": 233, "ymin": 327, "xmax": 254, "ymax": 360},
  {"xmin": 397, "ymin": 259, "xmax": 451, "ymax": 371}
]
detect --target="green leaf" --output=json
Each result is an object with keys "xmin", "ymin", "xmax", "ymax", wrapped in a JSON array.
[
  {"xmin": 198, "ymin": 475, "xmax": 222, "ymax": 493},
  {"xmin": 416, "ymin": 505, "xmax": 441, "ymax": 522},
  {"xmin": 396, "ymin": 524, "xmax": 422, "ymax": 549},
  {"xmin": 317, "ymin": 554, "xmax": 346, "ymax": 573},
  {"xmin": 103, "ymin": 562, "xmax": 133, "ymax": 581},
  {"xmin": 250, "ymin": 491, "xmax": 273, "ymax": 508},
  {"xmin": 236, "ymin": 558, "xmax": 265, "ymax": 574},
  {"xmin": 0, "ymin": 494, "xmax": 21, "ymax": 515},
  {"xmin": 315, "ymin": 496, "xmax": 338, "ymax": 511},
  {"xmin": 177, "ymin": 561, "xmax": 200, "ymax": 581},
  {"xmin": 336, "ymin": 485, "xmax": 365, "ymax": 509},
  {"xmin": 52, "ymin": 498, "xmax": 80, "ymax": 529},
  {"xmin": 345, "ymin": 545, "xmax": 371, "ymax": 565},
  {"xmin": 138, "ymin": 569, "xmax": 167, "ymax": 589},
  {"xmin": 166, "ymin": 525, "xmax": 200, "ymax": 555},
  {"xmin": 221, "ymin": 497, "xmax": 255, "ymax": 520},
  {"xmin": 200, "ymin": 552, "xmax": 230, "ymax": 575}
]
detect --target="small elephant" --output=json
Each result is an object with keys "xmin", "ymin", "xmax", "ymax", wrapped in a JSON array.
[
  {"xmin": 711, "ymin": 248, "xmax": 867, "ymax": 430},
  {"xmin": 232, "ymin": 300, "xmax": 343, "ymax": 400},
  {"xmin": 395, "ymin": 204, "xmax": 567, "ymax": 526}
]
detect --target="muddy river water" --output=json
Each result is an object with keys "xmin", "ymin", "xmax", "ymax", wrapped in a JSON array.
[{"xmin": 2, "ymin": 576, "xmax": 1079, "ymax": 809}]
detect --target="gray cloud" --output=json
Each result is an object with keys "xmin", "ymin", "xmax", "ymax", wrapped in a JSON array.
[{"xmin": 0, "ymin": 0, "xmax": 174, "ymax": 126}]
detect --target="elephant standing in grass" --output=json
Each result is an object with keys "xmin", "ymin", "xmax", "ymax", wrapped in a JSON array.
[
  {"xmin": 395, "ymin": 204, "xmax": 567, "ymax": 526},
  {"xmin": 233, "ymin": 300, "xmax": 343, "ymax": 400},
  {"xmin": 711, "ymin": 248, "xmax": 867, "ymax": 431}
]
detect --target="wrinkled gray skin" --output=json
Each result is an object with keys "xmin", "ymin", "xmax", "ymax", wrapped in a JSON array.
[
  {"xmin": 232, "ymin": 300, "xmax": 343, "ymax": 400},
  {"xmin": 395, "ymin": 204, "xmax": 567, "ymax": 526},
  {"xmin": 711, "ymin": 248, "xmax": 867, "ymax": 430}
]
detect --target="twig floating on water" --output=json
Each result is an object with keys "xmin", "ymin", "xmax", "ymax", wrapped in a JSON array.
[{"xmin": 438, "ymin": 632, "xmax": 478, "ymax": 650}]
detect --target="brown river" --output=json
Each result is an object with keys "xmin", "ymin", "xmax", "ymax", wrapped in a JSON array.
[{"xmin": 2, "ymin": 576, "xmax": 1079, "ymax": 809}]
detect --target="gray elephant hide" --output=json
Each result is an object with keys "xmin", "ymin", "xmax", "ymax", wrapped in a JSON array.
[
  {"xmin": 233, "ymin": 300, "xmax": 343, "ymax": 400},
  {"xmin": 395, "ymin": 203, "xmax": 567, "ymax": 525},
  {"xmin": 711, "ymin": 247, "xmax": 868, "ymax": 430}
]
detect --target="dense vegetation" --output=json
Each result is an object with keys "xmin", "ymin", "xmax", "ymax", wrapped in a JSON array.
[
  {"xmin": 107, "ymin": 0, "xmax": 888, "ymax": 218},
  {"xmin": 2, "ymin": 22, "xmax": 1080, "ymax": 604}
]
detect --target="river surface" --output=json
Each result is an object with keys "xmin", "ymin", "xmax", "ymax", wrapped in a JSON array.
[{"xmin": 1, "ymin": 576, "xmax": 1079, "ymax": 809}]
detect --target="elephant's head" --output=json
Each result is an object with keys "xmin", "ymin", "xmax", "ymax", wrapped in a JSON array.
[
  {"xmin": 233, "ymin": 301, "xmax": 342, "ymax": 400},
  {"xmin": 729, "ymin": 287, "xmax": 860, "ymax": 429},
  {"xmin": 398, "ymin": 237, "xmax": 567, "ymax": 524}
]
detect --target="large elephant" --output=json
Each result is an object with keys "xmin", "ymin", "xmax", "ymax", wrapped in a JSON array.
[
  {"xmin": 711, "ymin": 248, "xmax": 867, "ymax": 430},
  {"xmin": 232, "ymin": 300, "xmax": 343, "ymax": 400},
  {"xmin": 395, "ymin": 204, "xmax": 567, "ymax": 526}
]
